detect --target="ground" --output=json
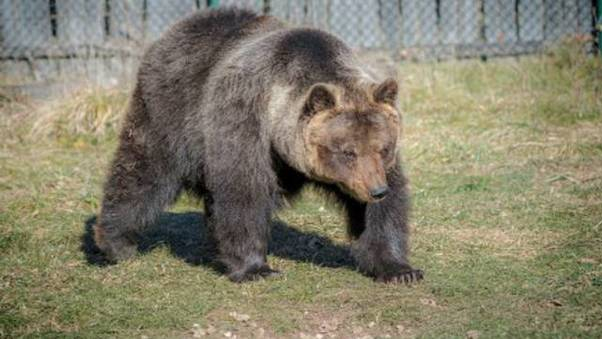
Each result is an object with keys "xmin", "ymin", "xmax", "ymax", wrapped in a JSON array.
[{"xmin": 1, "ymin": 44, "xmax": 601, "ymax": 337}]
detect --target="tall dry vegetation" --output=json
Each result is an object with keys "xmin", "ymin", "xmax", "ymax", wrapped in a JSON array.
[{"xmin": 30, "ymin": 87, "xmax": 129, "ymax": 139}]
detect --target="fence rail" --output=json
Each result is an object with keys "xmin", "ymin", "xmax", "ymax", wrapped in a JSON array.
[{"xmin": 0, "ymin": 0, "xmax": 599, "ymax": 92}]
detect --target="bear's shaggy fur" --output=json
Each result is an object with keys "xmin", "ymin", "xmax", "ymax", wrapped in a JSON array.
[{"xmin": 94, "ymin": 8, "xmax": 423, "ymax": 283}]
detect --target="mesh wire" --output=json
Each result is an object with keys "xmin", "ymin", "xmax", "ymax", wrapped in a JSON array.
[{"xmin": 0, "ymin": 0, "xmax": 598, "ymax": 85}]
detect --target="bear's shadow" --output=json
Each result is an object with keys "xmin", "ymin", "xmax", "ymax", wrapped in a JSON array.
[{"xmin": 81, "ymin": 212, "xmax": 354, "ymax": 273}]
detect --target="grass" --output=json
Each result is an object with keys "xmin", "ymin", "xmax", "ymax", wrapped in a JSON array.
[
  {"xmin": 1, "ymin": 43, "xmax": 601, "ymax": 337},
  {"xmin": 30, "ymin": 87, "xmax": 128, "ymax": 139}
]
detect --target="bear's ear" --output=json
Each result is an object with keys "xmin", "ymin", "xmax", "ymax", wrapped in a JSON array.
[
  {"xmin": 373, "ymin": 78, "xmax": 398, "ymax": 106},
  {"xmin": 303, "ymin": 83, "xmax": 337, "ymax": 117}
]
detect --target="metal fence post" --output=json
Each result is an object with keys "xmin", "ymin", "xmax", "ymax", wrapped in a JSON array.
[{"xmin": 598, "ymin": 0, "xmax": 602, "ymax": 53}]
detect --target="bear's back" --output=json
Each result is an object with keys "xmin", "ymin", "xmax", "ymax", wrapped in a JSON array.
[
  {"xmin": 135, "ymin": 8, "xmax": 284, "ymax": 127},
  {"xmin": 271, "ymin": 28, "xmax": 352, "ymax": 86}
]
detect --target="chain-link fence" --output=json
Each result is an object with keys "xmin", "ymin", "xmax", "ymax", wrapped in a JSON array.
[{"xmin": 0, "ymin": 0, "xmax": 599, "ymax": 93}]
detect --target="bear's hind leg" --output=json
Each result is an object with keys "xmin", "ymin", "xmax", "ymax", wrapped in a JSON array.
[{"xmin": 95, "ymin": 141, "xmax": 181, "ymax": 262}]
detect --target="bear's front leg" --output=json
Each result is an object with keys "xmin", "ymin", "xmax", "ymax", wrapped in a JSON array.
[
  {"xmin": 349, "ymin": 166, "xmax": 424, "ymax": 283},
  {"xmin": 206, "ymin": 190, "xmax": 280, "ymax": 282},
  {"xmin": 200, "ymin": 92, "xmax": 282, "ymax": 282}
]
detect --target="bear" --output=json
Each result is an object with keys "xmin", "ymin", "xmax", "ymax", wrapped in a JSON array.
[{"xmin": 93, "ymin": 8, "xmax": 423, "ymax": 283}]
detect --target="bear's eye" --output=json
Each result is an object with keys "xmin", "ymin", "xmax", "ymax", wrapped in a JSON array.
[
  {"xmin": 342, "ymin": 150, "xmax": 357, "ymax": 161},
  {"xmin": 381, "ymin": 146, "xmax": 391, "ymax": 157}
]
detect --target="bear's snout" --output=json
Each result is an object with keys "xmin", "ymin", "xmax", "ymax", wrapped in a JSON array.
[{"xmin": 369, "ymin": 186, "xmax": 389, "ymax": 200}]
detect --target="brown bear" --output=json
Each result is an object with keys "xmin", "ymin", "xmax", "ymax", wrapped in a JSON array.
[{"xmin": 93, "ymin": 8, "xmax": 423, "ymax": 283}]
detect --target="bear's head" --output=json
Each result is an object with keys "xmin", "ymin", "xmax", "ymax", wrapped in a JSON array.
[{"xmin": 302, "ymin": 79, "xmax": 401, "ymax": 203}]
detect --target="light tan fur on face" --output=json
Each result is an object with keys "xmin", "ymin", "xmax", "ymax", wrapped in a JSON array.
[
  {"xmin": 338, "ymin": 153, "xmax": 388, "ymax": 202},
  {"xmin": 267, "ymin": 82, "xmax": 344, "ymax": 174},
  {"xmin": 267, "ymin": 78, "xmax": 401, "ymax": 203},
  {"xmin": 302, "ymin": 110, "xmax": 339, "ymax": 183},
  {"xmin": 303, "ymin": 105, "xmax": 401, "ymax": 203}
]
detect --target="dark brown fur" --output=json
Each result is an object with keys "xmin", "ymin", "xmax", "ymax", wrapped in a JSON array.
[{"xmin": 95, "ymin": 8, "xmax": 423, "ymax": 283}]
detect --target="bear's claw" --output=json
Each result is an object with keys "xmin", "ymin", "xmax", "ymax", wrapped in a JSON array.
[
  {"xmin": 228, "ymin": 264, "xmax": 281, "ymax": 283},
  {"xmin": 93, "ymin": 224, "xmax": 137, "ymax": 263},
  {"xmin": 376, "ymin": 268, "xmax": 424, "ymax": 284}
]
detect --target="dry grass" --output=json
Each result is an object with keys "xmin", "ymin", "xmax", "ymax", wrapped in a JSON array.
[{"xmin": 30, "ymin": 87, "xmax": 129, "ymax": 139}]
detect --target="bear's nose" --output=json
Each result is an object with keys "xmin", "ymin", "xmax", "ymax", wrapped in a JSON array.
[{"xmin": 369, "ymin": 186, "xmax": 389, "ymax": 200}]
